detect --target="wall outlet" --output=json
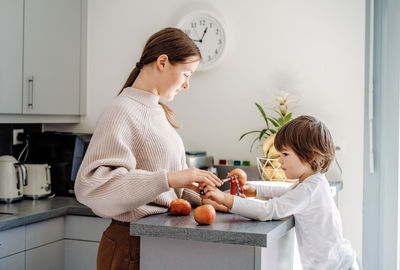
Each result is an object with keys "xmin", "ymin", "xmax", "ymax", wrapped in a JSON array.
[{"xmin": 13, "ymin": 129, "xmax": 24, "ymax": 145}]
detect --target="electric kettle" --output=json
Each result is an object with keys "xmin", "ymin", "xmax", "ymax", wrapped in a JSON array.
[
  {"xmin": 0, "ymin": 155, "xmax": 26, "ymax": 203},
  {"xmin": 23, "ymin": 164, "xmax": 52, "ymax": 199}
]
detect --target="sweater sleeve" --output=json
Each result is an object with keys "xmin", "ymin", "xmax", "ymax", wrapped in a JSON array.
[
  {"xmin": 254, "ymin": 182, "xmax": 293, "ymax": 199},
  {"xmin": 74, "ymin": 101, "xmax": 170, "ymax": 218},
  {"xmin": 230, "ymin": 182, "xmax": 312, "ymax": 221}
]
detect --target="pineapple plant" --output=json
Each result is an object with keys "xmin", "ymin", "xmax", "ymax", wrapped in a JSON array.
[{"xmin": 239, "ymin": 91, "xmax": 295, "ymax": 182}]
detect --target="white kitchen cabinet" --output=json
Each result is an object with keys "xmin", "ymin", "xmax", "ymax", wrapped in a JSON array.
[
  {"xmin": 0, "ymin": 0, "xmax": 85, "ymax": 123},
  {"xmin": 26, "ymin": 216, "xmax": 65, "ymax": 249},
  {"xmin": 23, "ymin": 0, "xmax": 81, "ymax": 115},
  {"xmin": 65, "ymin": 215, "xmax": 110, "ymax": 241},
  {"xmin": 64, "ymin": 239, "xmax": 99, "ymax": 270},
  {"xmin": 26, "ymin": 240, "xmax": 65, "ymax": 270},
  {"xmin": 64, "ymin": 215, "xmax": 110, "ymax": 270},
  {"xmin": 0, "ymin": 0, "xmax": 23, "ymax": 114},
  {"xmin": 0, "ymin": 225, "xmax": 26, "ymax": 258},
  {"xmin": 0, "ymin": 252, "xmax": 25, "ymax": 270}
]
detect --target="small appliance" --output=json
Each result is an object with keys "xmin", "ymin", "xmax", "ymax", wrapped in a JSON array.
[
  {"xmin": 185, "ymin": 151, "xmax": 216, "ymax": 174},
  {"xmin": 0, "ymin": 155, "xmax": 26, "ymax": 203},
  {"xmin": 25, "ymin": 132, "xmax": 91, "ymax": 196},
  {"xmin": 23, "ymin": 163, "xmax": 52, "ymax": 199}
]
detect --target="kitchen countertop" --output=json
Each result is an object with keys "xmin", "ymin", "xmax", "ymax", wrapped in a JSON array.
[
  {"xmin": 0, "ymin": 196, "xmax": 95, "ymax": 231},
  {"xmin": 0, "ymin": 181, "xmax": 343, "ymax": 237},
  {"xmin": 130, "ymin": 211, "xmax": 294, "ymax": 247},
  {"xmin": 130, "ymin": 181, "xmax": 343, "ymax": 247}
]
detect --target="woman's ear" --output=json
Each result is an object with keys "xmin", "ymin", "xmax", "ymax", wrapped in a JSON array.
[{"xmin": 156, "ymin": 54, "xmax": 169, "ymax": 71}]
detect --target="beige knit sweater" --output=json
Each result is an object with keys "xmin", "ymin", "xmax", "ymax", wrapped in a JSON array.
[{"xmin": 75, "ymin": 87, "xmax": 201, "ymax": 222}]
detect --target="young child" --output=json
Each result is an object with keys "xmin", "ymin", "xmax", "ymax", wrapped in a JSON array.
[{"xmin": 202, "ymin": 115, "xmax": 360, "ymax": 270}]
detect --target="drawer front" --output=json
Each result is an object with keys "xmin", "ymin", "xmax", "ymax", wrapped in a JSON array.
[
  {"xmin": 0, "ymin": 226, "xmax": 25, "ymax": 258},
  {"xmin": 26, "ymin": 240, "xmax": 64, "ymax": 270},
  {"xmin": 26, "ymin": 216, "xmax": 64, "ymax": 249},
  {"xmin": 0, "ymin": 252, "xmax": 25, "ymax": 270},
  {"xmin": 65, "ymin": 215, "xmax": 110, "ymax": 241},
  {"xmin": 64, "ymin": 239, "xmax": 99, "ymax": 270}
]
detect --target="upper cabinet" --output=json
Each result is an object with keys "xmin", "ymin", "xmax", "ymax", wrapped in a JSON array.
[
  {"xmin": 0, "ymin": 0, "xmax": 85, "ymax": 123},
  {"xmin": 0, "ymin": 0, "xmax": 23, "ymax": 114}
]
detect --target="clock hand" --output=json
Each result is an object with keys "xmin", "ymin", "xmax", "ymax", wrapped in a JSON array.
[
  {"xmin": 192, "ymin": 28, "xmax": 202, "ymax": 42},
  {"xmin": 199, "ymin": 27, "xmax": 208, "ymax": 42}
]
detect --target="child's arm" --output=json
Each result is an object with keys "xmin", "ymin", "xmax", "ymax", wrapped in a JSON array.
[
  {"xmin": 202, "ymin": 183, "xmax": 311, "ymax": 221},
  {"xmin": 243, "ymin": 182, "xmax": 293, "ymax": 199}
]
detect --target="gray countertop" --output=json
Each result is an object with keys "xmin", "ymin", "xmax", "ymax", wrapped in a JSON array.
[
  {"xmin": 129, "ymin": 181, "xmax": 343, "ymax": 248},
  {"xmin": 130, "ymin": 211, "xmax": 294, "ymax": 248},
  {"xmin": 0, "ymin": 181, "xmax": 343, "ymax": 247},
  {"xmin": 0, "ymin": 196, "xmax": 95, "ymax": 231}
]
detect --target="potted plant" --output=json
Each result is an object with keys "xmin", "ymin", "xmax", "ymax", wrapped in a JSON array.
[{"xmin": 239, "ymin": 91, "xmax": 295, "ymax": 182}]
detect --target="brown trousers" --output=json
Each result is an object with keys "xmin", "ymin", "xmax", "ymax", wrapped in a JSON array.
[{"xmin": 97, "ymin": 220, "xmax": 140, "ymax": 270}]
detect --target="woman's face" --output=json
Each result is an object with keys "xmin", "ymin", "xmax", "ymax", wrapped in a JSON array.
[{"xmin": 157, "ymin": 56, "xmax": 200, "ymax": 101}]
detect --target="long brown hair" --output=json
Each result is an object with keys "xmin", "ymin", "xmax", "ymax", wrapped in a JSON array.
[
  {"xmin": 119, "ymin": 27, "xmax": 201, "ymax": 129},
  {"xmin": 274, "ymin": 115, "xmax": 335, "ymax": 173}
]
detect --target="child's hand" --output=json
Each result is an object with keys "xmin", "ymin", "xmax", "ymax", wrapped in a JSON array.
[
  {"xmin": 242, "ymin": 183, "xmax": 256, "ymax": 197},
  {"xmin": 201, "ymin": 185, "xmax": 234, "ymax": 209},
  {"xmin": 201, "ymin": 198, "xmax": 229, "ymax": 212}
]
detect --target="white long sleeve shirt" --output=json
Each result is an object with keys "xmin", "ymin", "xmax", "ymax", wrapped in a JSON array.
[{"xmin": 231, "ymin": 173, "xmax": 355, "ymax": 270}]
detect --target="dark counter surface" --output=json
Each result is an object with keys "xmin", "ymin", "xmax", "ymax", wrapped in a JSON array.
[
  {"xmin": 0, "ymin": 196, "xmax": 95, "ymax": 231},
  {"xmin": 130, "ymin": 210, "xmax": 294, "ymax": 248}
]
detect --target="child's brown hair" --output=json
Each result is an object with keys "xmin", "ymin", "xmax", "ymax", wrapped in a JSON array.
[{"xmin": 274, "ymin": 115, "xmax": 335, "ymax": 173}]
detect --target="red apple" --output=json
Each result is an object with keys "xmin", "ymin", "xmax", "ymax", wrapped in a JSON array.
[
  {"xmin": 169, "ymin": 199, "xmax": 192, "ymax": 216},
  {"xmin": 193, "ymin": 204, "xmax": 216, "ymax": 225},
  {"xmin": 228, "ymin": 168, "xmax": 247, "ymax": 186}
]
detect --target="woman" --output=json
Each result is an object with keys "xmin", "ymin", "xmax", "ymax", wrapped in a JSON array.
[{"xmin": 75, "ymin": 27, "xmax": 224, "ymax": 270}]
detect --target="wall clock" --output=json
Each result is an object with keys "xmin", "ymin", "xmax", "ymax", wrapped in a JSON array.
[{"xmin": 177, "ymin": 11, "xmax": 227, "ymax": 71}]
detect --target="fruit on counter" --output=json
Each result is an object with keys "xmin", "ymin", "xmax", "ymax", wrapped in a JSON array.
[
  {"xmin": 193, "ymin": 204, "xmax": 216, "ymax": 225},
  {"xmin": 169, "ymin": 199, "xmax": 192, "ymax": 216},
  {"xmin": 262, "ymin": 133, "xmax": 282, "ymax": 159},
  {"xmin": 267, "ymin": 145, "xmax": 281, "ymax": 159},
  {"xmin": 271, "ymin": 160, "xmax": 281, "ymax": 169},
  {"xmin": 272, "ymin": 169, "xmax": 286, "ymax": 180},
  {"xmin": 262, "ymin": 133, "xmax": 276, "ymax": 157},
  {"xmin": 228, "ymin": 168, "xmax": 247, "ymax": 186},
  {"xmin": 262, "ymin": 166, "xmax": 274, "ymax": 179}
]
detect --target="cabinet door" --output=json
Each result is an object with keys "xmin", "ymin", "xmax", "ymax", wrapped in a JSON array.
[
  {"xmin": 0, "ymin": 0, "xmax": 23, "ymax": 113},
  {"xmin": 26, "ymin": 240, "xmax": 64, "ymax": 270},
  {"xmin": 64, "ymin": 239, "xmax": 99, "ymax": 270},
  {"xmin": 26, "ymin": 216, "xmax": 64, "ymax": 249},
  {"xmin": 23, "ymin": 0, "xmax": 81, "ymax": 115},
  {"xmin": 65, "ymin": 215, "xmax": 110, "ymax": 241},
  {"xmin": 0, "ymin": 225, "xmax": 25, "ymax": 258},
  {"xmin": 0, "ymin": 252, "xmax": 25, "ymax": 270}
]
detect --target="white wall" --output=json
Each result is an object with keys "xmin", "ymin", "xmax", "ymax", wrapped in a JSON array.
[{"xmin": 46, "ymin": 0, "xmax": 365, "ymax": 259}]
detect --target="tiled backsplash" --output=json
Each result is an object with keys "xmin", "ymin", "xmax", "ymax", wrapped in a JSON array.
[{"xmin": 0, "ymin": 124, "xmax": 42, "ymax": 158}]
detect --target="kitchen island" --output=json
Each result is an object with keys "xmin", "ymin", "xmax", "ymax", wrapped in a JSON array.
[
  {"xmin": 130, "ymin": 181, "xmax": 343, "ymax": 270},
  {"xmin": 131, "ymin": 210, "xmax": 295, "ymax": 270}
]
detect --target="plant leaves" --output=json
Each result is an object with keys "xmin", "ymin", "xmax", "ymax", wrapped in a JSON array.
[
  {"xmin": 249, "ymin": 137, "xmax": 260, "ymax": 152},
  {"xmin": 284, "ymin": 112, "xmax": 293, "ymax": 122},
  {"xmin": 255, "ymin": 103, "xmax": 270, "ymax": 128},
  {"xmin": 267, "ymin": 117, "xmax": 279, "ymax": 127},
  {"xmin": 239, "ymin": 130, "xmax": 261, "ymax": 141},
  {"xmin": 258, "ymin": 129, "xmax": 267, "ymax": 141}
]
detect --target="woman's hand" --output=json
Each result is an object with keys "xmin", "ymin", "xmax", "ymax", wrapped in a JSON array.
[
  {"xmin": 242, "ymin": 183, "xmax": 257, "ymax": 197},
  {"xmin": 167, "ymin": 168, "xmax": 223, "ymax": 190}
]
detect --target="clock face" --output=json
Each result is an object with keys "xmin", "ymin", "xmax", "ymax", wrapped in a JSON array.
[{"xmin": 178, "ymin": 11, "xmax": 227, "ymax": 71}]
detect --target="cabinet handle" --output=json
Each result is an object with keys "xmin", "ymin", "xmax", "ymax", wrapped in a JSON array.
[{"xmin": 28, "ymin": 76, "xmax": 34, "ymax": 108}]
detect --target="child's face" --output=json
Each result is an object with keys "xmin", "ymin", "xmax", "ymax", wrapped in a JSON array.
[{"xmin": 278, "ymin": 146, "xmax": 314, "ymax": 182}]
